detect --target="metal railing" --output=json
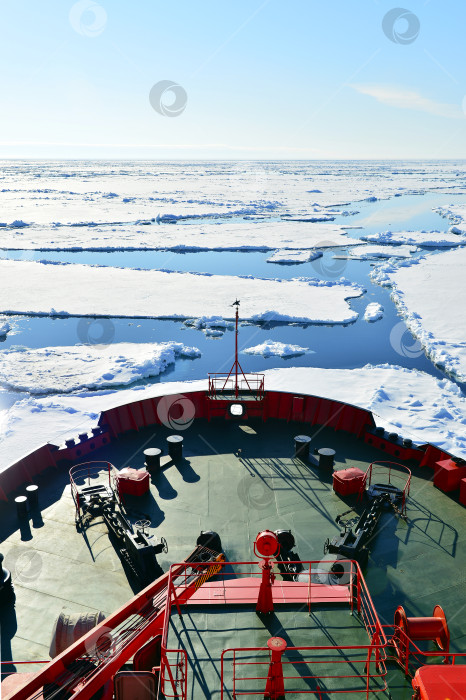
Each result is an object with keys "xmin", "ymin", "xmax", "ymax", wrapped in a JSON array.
[
  {"xmin": 221, "ymin": 643, "xmax": 388, "ymax": 698},
  {"xmin": 384, "ymin": 625, "xmax": 466, "ymax": 677},
  {"xmin": 363, "ymin": 461, "xmax": 411, "ymax": 513},
  {"xmin": 69, "ymin": 461, "xmax": 119, "ymax": 519},
  {"xmin": 207, "ymin": 373, "xmax": 265, "ymax": 400},
  {"xmin": 160, "ymin": 559, "xmax": 386, "ymax": 699}
]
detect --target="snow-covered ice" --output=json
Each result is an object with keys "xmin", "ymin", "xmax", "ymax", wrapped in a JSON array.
[
  {"xmin": 0, "ymin": 318, "xmax": 12, "ymax": 338},
  {"xmin": 361, "ymin": 230, "xmax": 466, "ymax": 248},
  {"xmin": 243, "ymin": 340, "xmax": 310, "ymax": 357},
  {"xmin": 345, "ymin": 244, "xmax": 417, "ymax": 260},
  {"xmin": 363, "ymin": 302, "xmax": 384, "ymax": 322},
  {"xmin": 374, "ymin": 248, "xmax": 466, "ymax": 381},
  {"xmin": 0, "ymin": 220, "xmax": 362, "ymax": 253},
  {"xmin": 2, "ymin": 364, "xmax": 466, "ymax": 469},
  {"xmin": 266, "ymin": 250, "xmax": 322, "ymax": 264},
  {"xmin": 0, "ymin": 260, "xmax": 365, "ymax": 324},
  {"xmin": 0, "ymin": 342, "xmax": 200, "ymax": 394}
]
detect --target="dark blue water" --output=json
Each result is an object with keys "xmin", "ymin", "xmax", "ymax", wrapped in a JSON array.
[{"xmin": 0, "ymin": 192, "xmax": 464, "ymax": 393}]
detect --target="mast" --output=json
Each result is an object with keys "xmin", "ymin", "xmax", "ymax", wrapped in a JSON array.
[{"xmin": 233, "ymin": 299, "xmax": 240, "ymax": 398}]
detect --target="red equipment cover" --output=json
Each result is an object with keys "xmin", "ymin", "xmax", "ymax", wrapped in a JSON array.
[
  {"xmin": 118, "ymin": 468, "xmax": 150, "ymax": 496},
  {"xmin": 333, "ymin": 467, "xmax": 365, "ymax": 496},
  {"xmin": 412, "ymin": 664, "xmax": 466, "ymax": 699}
]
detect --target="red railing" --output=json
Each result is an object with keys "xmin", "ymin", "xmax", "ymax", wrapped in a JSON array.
[
  {"xmin": 207, "ymin": 373, "xmax": 265, "ymax": 400},
  {"xmin": 160, "ymin": 559, "xmax": 386, "ymax": 698},
  {"xmin": 384, "ymin": 625, "xmax": 466, "ymax": 677},
  {"xmin": 363, "ymin": 461, "xmax": 411, "ymax": 513},
  {"xmin": 221, "ymin": 642, "xmax": 388, "ymax": 698}
]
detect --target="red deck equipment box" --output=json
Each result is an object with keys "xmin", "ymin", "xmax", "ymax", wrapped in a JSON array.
[
  {"xmin": 118, "ymin": 468, "xmax": 150, "ymax": 497},
  {"xmin": 434, "ymin": 458, "xmax": 466, "ymax": 493},
  {"xmin": 332, "ymin": 467, "xmax": 366, "ymax": 497}
]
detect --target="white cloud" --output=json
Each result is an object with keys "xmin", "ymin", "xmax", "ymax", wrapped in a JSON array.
[{"xmin": 351, "ymin": 84, "xmax": 463, "ymax": 119}]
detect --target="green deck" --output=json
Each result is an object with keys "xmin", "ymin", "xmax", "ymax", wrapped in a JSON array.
[{"xmin": 1, "ymin": 417, "xmax": 465, "ymax": 699}]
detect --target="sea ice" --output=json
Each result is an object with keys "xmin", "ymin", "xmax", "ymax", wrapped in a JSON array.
[
  {"xmin": 345, "ymin": 244, "xmax": 417, "ymax": 260},
  {"xmin": 266, "ymin": 250, "xmax": 322, "ymax": 264},
  {"xmin": 2, "ymin": 364, "xmax": 466, "ymax": 469},
  {"xmin": 0, "ymin": 318, "xmax": 12, "ymax": 338},
  {"xmin": 362, "ymin": 230, "xmax": 466, "ymax": 248},
  {"xmin": 374, "ymin": 248, "xmax": 466, "ymax": 381},
  {"xmin": 0, "ymin": 220, "xmax": 362, "ymax": 253},
  {"xmin": 0, "ymin": 260, "xmax": 364, "ymax": 325},
  {"xmin": 363, "ymin": 302, "xmax": 384, "ymax": 322},
  {"xmin": 0, "ymin": 342, "xmax": 200, "ymax": 394},
  {"xmin": 243, "ymin": 340, "xmax": 310, "ymax": 357}
]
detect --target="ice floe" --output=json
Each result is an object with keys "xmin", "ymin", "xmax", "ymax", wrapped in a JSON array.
[
  {"xmin": 363, "ymin": 302, "xmax": 384, "ymax": 322},
  {"xmin": 2, "ymin": 364, "xmax": 466, "ymax": 469},
  {"xmin": 266, "ymin": 250, "xmax": 322, "ymax": 264},
  {"xmin": 0, "ymin": 260, "xmax": 365, "ymax": 324},
  {"xmin": 243, "ymin": 340, "xmax": 310, "ymax": 357},
  {"xmin": 0, "ymin": 342, "xmax": 200, "ymax": 394},
  {"xmin": 362, "ymin": 230, "xmax": 466, "ymax": 248},
  {"xmin": 0, "ymin": 318, "xmax": 12, "ymax": 338},
  {"xmin": 344, "ymin": 244, "xmax": 417, "ymax": 260},
  {"xmin": 372, "ymin": 248, "xmax": 466, "ymax": 381},
  {"xmin": 0, "ymin": 220, "xmax": 362, "ymax": 253}
]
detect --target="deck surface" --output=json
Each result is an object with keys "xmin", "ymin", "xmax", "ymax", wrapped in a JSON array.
[{"xmin": 1, "ymin": 417, "xmax": 465, "ymax": 699}]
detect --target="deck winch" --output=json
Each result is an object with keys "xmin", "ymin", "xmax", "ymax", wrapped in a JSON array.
[
  {"xmin": 325, "ymin": 483, "xmax": 405, "ymax": 569},
  {"xmin": 71, "ymin": 462, "xmax": 167, "ymax": 588},
  {"xmin": 274, "ymin": 530, "xmax": 303, "ymax": 581}
]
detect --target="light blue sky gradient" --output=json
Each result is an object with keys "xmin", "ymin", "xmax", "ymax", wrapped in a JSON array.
[{"xmin": 1, "ymin": 0, "xmax": 465, "ymax": 159}]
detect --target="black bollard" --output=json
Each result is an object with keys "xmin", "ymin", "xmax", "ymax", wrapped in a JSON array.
[
  {"xmin": 318, "ymin": 448, "xmax": 336, "ymax": 471},
  {"xmin": 144, "ymin": 448, "xmax": 162, "ymax": 475},
  {"xmin": 294, "ymin": 435, "xmax": 311, "ymax": 460},
  {"xmin": 15, "ymin": 495, "xmax": 28, "ymax": 519},
  {"xmin": 167, "ymin": 435, "xmax": 183, "ymax": 461},
  {"xmin": 26, "ymin": 484, "xmax": 39, "ymax": 509}
]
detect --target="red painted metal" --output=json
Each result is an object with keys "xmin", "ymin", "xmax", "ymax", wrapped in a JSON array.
[
  {"xmin": 254, "ymin": 530, "xmax": 279, "ymax": 559},
  {"xmin": 460, "ymin": 477, "xmax": 466, "ymax": 506},
  {"xmin": 264, "ymin": 637, "xmax": 287, "ymax": 699},
  {"xmin": 434, "ymin": 458, "xmax": 466, "ymax": 493},
  {"xmin": 3, "ymin": 548, "xmax": 222, "ymax": 700},
  {"xmin": 333, "ymin": 467, "xmax": 366, "ymax": 497},
  {"xmin": 392, "ymin": 605, "xmax": 450, "ymax": 673},
  {"xmin": 221, "ymin": 642, "xmax": 388, "ymax": 698},
  {"xmin": 256, "ymin": 559, "xmax": 275, "ymax": 614},
  {"xmin": 162, "ymin": 558, "xmax": 386, "ymax": 698},
  {"xmin": 117, "ymin": 467, "xmax": 150, "ymax": 497},
  {"xmin": 254, "ymin": 531, "xmax": 279, "ymax": 614},
  {"xmin": 412, "ymin": 664, "xmax": 466, "ymax": 699}
]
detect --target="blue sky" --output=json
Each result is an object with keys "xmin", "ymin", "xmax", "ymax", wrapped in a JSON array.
[{"xmin": 1, "ymin": 0, "xmax": 465, "ymax": 159}]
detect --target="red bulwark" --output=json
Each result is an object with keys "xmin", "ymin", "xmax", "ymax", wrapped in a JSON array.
[
  {"xmin": 460, "ymin": 477, "xmax": 466, "ymax": 506},
  {"xmin": 118, "ymin": 468, "xmax": 150, "ymax": 497},
  {"xmin": 412, "ymin": 664, "xmax": 466, "ymax": 699},
  {"xmin": 434, "ymin": 458, "xmax": 466, "ymax": 493},
  {"xmin": 333, "ymin": 467, "xmax": 366, "ymax": 497}
]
